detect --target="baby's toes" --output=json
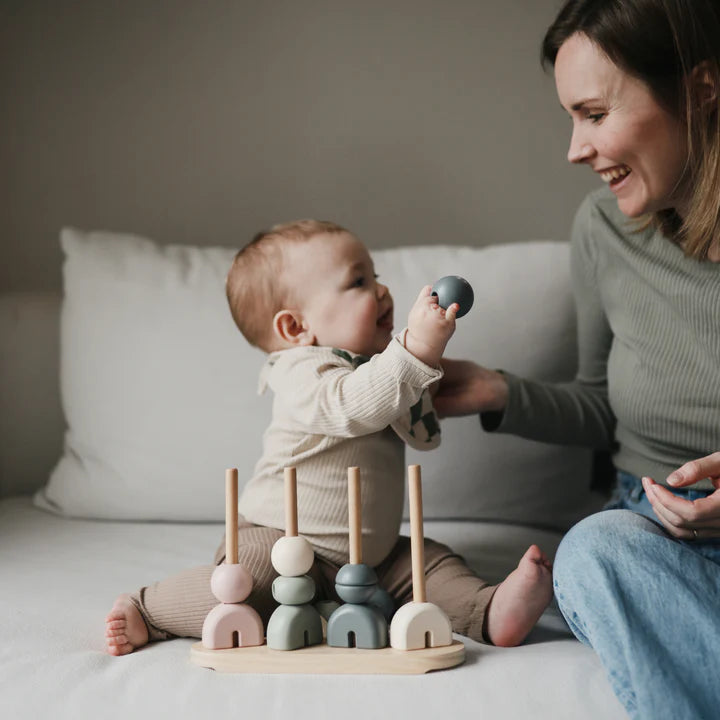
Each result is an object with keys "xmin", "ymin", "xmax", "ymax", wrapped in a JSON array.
[
  {"xmin": 106, "ymin": 632, "xmax": 128, "ymax": 646},
  {"xmin": 107, "ymin": 641, "xmax": 131, "ymax": 656},
  {"xmin": 520, "ymin": 544, "xmax": 543, "ymax": 565}
]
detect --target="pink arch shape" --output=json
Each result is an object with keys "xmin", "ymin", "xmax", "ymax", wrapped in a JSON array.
[{"xmin": 201, "ymin": 603, "xmax": 264, "ymax": 649}]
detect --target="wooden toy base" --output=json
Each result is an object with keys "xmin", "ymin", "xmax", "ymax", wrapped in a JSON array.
[{"xmin": 190, "ymin": 639, "xmax": 465, "ymax": 675}]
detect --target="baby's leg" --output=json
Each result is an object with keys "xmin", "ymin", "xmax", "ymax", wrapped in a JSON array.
[
  {"xmin": 375, "ymin": 537, "xmax": 495, "ymax": 643},
  {"xmin": 375, "ymin": 537, "xmax": 551, "ymax": 646},
  {"xmin": 105, "ymin": 519, "xmax": 284, "ymax": 655}
]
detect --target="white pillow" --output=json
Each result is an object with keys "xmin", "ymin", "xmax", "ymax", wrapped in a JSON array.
[
  {"xmin": 35, "ymin": 229, "xmax": 594, "ymax": 528},
  {"xmin": 375, "ymin": 245, "xmax": 595, "ymax": 528}
]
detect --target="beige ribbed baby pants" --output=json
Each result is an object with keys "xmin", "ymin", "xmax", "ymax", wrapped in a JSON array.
[{"xmin": 129, "ymin": 516, "xmax": 497, "ymax": 644}]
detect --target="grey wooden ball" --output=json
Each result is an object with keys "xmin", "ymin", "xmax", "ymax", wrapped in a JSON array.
[
  {"xmin": 272, "ymin": 574, "xmax": 316, "ymax": 606},
  {"xmin": 336, "ymin": 562, "xmax": 378, "ymax": 587},
  {"xmin": 431, "ymin": 275, "xmax": 474, "ymax": 318},
  {"xmin": 335, "ymin": 563, "xmax": 378, "ymax": 604}
]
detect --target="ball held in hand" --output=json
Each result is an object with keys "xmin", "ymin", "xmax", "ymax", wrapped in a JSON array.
[{"xmin": 431, "ymin": 275, "xmax": 474, "ymax": 318}]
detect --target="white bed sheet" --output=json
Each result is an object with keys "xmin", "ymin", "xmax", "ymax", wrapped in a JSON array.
[{"xmin": 0, "ymin": 497, "xmax": 625, "ymax": 720}]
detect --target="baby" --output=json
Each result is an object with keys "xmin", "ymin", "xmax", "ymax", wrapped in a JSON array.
[{"xmin": 106, "ymin": 219, "xmax": 553, "ymax": 654}]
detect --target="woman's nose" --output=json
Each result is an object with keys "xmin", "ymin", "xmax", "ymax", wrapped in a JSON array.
[{"xmin": 567, "ymin": 126, "xmax": 595, "ymax": 164}]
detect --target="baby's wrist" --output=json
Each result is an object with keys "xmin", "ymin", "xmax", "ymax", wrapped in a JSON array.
[{"xmin": 404, "ymin": 329, "xmax": 441, "ymax": 367}]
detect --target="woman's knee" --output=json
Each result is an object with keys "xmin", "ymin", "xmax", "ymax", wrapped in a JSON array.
[{"xmin": 554, "ymin": 510, "xmax": 648, "ymax": 587}]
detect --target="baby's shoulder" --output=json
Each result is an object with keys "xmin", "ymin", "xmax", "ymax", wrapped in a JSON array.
[
  {"xmin": 270, "ymin": 345, "xmax": 366, "ymax": 367},
  {"xmin": 262, "ymin": 345, "xmax": 364, "ymax": 384}
]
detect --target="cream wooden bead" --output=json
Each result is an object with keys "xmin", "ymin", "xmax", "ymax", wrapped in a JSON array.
[{"xmin": 270, "ymin": 535, "xmax": 314, "ymax": 577}]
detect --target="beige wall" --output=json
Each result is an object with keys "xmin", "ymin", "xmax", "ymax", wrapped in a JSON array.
[{"xmin": 1, "ymin": 0, "xmax": 598, "ymax": 293}]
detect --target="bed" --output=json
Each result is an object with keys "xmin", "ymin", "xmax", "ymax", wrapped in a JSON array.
[{"xmin": 0, "ymin": 231, "xmax": 626, "ymax": 719}]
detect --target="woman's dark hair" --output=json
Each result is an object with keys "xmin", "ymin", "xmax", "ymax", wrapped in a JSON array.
[{"xmin": 542, "ymin": 0, "xmax": 720, "ymax": 259}]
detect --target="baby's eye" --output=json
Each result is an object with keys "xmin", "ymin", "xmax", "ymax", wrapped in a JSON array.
[{"xmin": 350, "ymin": 272, "xmax": 378, "ymax": 289}]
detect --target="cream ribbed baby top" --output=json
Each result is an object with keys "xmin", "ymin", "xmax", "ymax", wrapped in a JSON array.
[{"xmin": 238, "ymin": 333, "xmax": 442, "ymax": 567}]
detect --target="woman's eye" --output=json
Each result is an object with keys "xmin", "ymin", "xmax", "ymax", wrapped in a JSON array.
[{"xmin": 588, "ymin": 113, "xmax": 605, "ymax": 123}]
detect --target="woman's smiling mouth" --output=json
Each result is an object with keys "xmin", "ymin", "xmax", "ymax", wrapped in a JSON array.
[{"xmin": 598, "ymin": 164, "xmax": 632, "ymax": 186}]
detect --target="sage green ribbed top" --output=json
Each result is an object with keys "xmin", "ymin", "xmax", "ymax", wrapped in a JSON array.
[{"xmin": 489, "ymin": 186, "xmax": 719, "ymax": 490}]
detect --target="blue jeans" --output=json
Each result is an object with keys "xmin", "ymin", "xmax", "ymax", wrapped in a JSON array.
[{"xmin": 553, "ymin": 471, "xmax": 720, "ymax": 719}]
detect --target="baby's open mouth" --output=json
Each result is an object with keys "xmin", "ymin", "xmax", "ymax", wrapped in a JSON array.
[{"xmin": 377, "ymin": 307, "xmax": 393, "ymax": 329}]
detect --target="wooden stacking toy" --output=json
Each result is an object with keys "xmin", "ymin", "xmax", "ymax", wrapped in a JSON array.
[
  {"xmin": 390, "ymin": 465, "xmax": 453, "ymax": 650},
  {"xmin": 190, "ymin": 464, "xmax": 464, "ymax": 674},
  {"xmin": 266, "ymin": 467, "xmax": 323, "ymax": 650},
  {"xmin": 327, "ymin": 467, "xmax": 389, "ymax": 649},
  {"xmin": 201, "ymin": 469, "xmax": 264, "ymax": 649}
]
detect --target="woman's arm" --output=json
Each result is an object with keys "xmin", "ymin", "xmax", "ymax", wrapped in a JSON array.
[
  {"xmin": 434, "ymin": 195, "xmax": 616, "ymax": 449},
  {"xmin": 432, "ymin": 359, "xmax": 508, "ymax": 417}
]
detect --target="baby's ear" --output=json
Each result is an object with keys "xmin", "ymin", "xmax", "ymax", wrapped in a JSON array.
[{"xmin": 272, "ymin": 309, "xmax": 315, "ymax": 347}]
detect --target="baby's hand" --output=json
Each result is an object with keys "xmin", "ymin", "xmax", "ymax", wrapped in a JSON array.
[{"xmin": 404, "ymin": 286, "xmax": 458, "ymax": 367}]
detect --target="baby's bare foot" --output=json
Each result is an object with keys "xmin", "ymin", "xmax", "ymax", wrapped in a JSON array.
[
  {"xmin": 105, "ymin": 594, "xmax": 149, "ymax": 655},
  {"xmin": 485, "ymin": 544, "xmax": 553, "ymax": 647}
]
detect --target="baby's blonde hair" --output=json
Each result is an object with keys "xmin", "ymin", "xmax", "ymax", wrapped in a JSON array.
[{"xmin": 226, "ymin": 219, "xmax": 350, "ymax": 351}]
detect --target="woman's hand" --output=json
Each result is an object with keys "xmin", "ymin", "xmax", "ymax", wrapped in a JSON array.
[
  {"xmin": 642, "ymin": 452, "xmax": 720, "ymax": 541},
  {"xmin": 432, "ymin": 358, "xmax": 509, "ymax": 418}
]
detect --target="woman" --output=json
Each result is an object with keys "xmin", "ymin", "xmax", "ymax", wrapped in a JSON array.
[{"xmin": 434, "ymin": 1, "xmax": 720, "ymax": 717}]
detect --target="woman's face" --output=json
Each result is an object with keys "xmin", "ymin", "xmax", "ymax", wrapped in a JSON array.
[{"xmin": 555, "ymin": 33, "xmax": 688, "ymax": 218}]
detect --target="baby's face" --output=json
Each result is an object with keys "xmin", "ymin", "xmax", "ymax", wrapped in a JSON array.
[{"xmin": 287, "ymin": 232, "xmax": 394, "ymax": 356}]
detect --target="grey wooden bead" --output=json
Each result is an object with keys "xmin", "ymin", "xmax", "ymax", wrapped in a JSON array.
[
  {"xmin": 335, "ymin": 562, "xmax": 378, "ymax": 604},
  {"xmin": 272, "ymin": 574, "xmax": 316, "ymax": 605},
  {"xmin": 335, "ymin": 563, "xmax": 377, "ymax": 587},
  {"xmin": 431, "ymin": 275, "xmax": 474, "ymax": 318},
  {"xmin": 368, "ymin": 587, "xmax": 395, "ymax": 622},
  {"xmin": 336, "ymin": 582, "xmax": 376, "ymax": 604}
]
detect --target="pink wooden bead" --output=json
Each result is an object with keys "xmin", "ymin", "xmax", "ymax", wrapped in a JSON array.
[{"xmin": 210, "ymin": 563, "xmax": 254, "ymax": 604}]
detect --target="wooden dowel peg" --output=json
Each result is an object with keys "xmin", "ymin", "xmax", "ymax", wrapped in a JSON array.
[
  {"xmin": 225, "ymin": 468, "xmax": 239, "ymax": 565},
  {"xmin": 284, "ymin": 467, "xmax": 298, "ymax": 537},
  {"xmin": 348, "ymin": 467, "xmax": 362, "ymax": 565},
  {"xmin": 408, "ymin": 465, "xmax": 426, "ymax": 603}
]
